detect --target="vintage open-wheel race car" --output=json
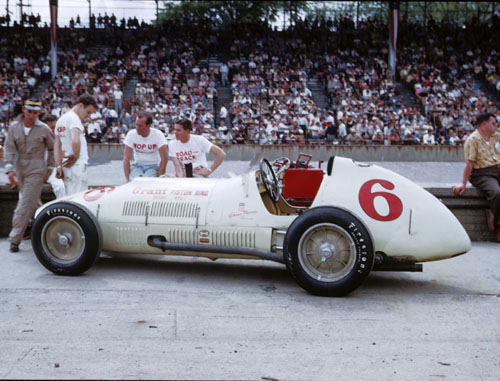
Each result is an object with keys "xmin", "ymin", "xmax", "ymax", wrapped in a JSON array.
[{"xmin": 31, "ymin": 154, "xmax": 471, "ymax": 296}]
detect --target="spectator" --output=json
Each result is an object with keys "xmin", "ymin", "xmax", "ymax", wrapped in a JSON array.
[{"xmin": 422, "ymin": 129, "xmax": 436, "ymax": 145}]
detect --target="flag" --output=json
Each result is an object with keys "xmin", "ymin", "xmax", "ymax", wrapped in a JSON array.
[
  {"xmin": 388, "ymin": 2, "xmax": 400, "ymax": 76},
  {"xmin": 50, "ymin": 0, "xmax": 58, "ymax": 80}
]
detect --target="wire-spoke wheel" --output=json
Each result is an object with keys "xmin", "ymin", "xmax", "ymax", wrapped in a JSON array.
[{"xmin": 284, "ymin": 207, "xmax": 374, "ymax": 296}]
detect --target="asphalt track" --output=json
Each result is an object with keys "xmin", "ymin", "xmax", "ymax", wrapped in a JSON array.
[{"xmin": 0, "ymin": 239, "xmax": 498, "ymax": 379}]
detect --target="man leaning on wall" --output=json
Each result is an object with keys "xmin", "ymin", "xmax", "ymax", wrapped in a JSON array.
[{"xmin": 453, "ymin": 113, "xmax": 500, "ymax": 243}]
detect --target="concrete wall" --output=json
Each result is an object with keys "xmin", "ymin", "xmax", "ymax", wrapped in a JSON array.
[
  {"xmin": 0, "ymin": 185, "xmax": 492, "ymax": 242},
  {"xmin": 0, "ymin": 185, "xmax": 56, "ymax": 238},
  {"xmin": 88, "ymin": 143, "xmax": 465, "ymax": 162}
]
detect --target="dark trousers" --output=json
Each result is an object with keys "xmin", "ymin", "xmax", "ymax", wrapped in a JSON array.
[{"xmin": 470, "ymin": 164, "xmax": 500, "ymax": 228}]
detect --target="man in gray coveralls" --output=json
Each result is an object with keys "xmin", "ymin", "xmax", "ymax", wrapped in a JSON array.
[{"xmin": 4, "ymin": 100, "xmax": 55, "ymax": 252}]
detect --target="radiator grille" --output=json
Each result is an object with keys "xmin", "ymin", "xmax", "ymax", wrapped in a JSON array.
[
  {"xmin": 211, "ymin": 230, "xmax": 255, "ymax": 248},
  {"xmin": 122, "ymin": 201, "xmax": 149, "ymax": 217},
  {"xmin": 122, "ymin": 201, "xmax": 198, "ymax": 218},
  {"xmin": 150, "ymin": 201, "xmax": 198, "ymax": 218},
  {"xmin": 167, "ymin": 229, "xmax": 197, "ymax": 244},
  {"xmin": 115, "ymin": 226, "xmax": 146, "ymax": 247}
]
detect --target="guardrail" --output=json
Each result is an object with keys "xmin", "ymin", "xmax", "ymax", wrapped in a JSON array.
[{"xmin": 0, "ymin": 184, "xmax": 493, "ymax": 242}]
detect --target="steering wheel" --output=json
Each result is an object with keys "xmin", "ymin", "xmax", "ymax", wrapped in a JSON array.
[
  {"xmin": 271, "ymin": 157, "xmax": 291, "ymax": 178},
  {"xmin": 259, "ymin": 158, "xmax": 280, "ymax": 203}
]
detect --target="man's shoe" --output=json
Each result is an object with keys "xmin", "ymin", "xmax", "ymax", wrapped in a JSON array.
[{"xmin": 9, "ymin": 243, "xmax": 19, "ymax": 253}]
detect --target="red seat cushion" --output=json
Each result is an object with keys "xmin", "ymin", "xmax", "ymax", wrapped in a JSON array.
[{"xmin": 282, "ymin": 168, "xmax": 323, "ymax": 206}]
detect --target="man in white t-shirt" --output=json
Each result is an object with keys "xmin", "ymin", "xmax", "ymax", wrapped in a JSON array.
[
  {"xmin": 168, "ymin": 119, "xmax": 226, "ymax": 177},
  {"xmin": 54, "ymin": 93, "xmax": 97, "ymax": 195},
  {"xmin": 113, "ymin": 88, "xmax": 123, "ymax": 113},
  {"xmin": 219, "ymin": 105, "xmax": 228, "ymax": 123},
  {"xmin": 220, "ymin": 63, "xmax": 229, "ymax": 87},
  {"xmin": 123, "ymin": 112, "xmax": 168, "ymax": 181},
  {"xmin": 422, "ymin": 129, "xmax": 436, "ymax": 145}
]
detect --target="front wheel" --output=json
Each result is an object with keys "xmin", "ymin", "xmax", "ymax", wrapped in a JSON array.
[
  {"xmin": 31, "ymin": 202, "xmax": 103, "ymax": 275},
  {"xmin": 284, "ymin": 207, "xmax": 374, "ymax": 296}
]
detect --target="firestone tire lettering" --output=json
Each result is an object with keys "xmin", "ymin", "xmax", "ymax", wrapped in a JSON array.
[{"xmin": 32, "ymin": 202, "xmax": 103, "ymax": 276}]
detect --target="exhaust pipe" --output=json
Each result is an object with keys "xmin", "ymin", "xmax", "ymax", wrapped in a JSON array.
[
  {"xmin": 149, "ymin": 236, "xmax": 285, "ymax": 264},
  {"xmin": 373, "ymin": 252, "xmax": 423, "ymax": 272},
  {"xmin": 373, "ymin": 263, "xmax": 423, "ymax": 272}
]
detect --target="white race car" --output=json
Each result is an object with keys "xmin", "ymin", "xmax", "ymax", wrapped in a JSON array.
[{"xmin": 31, "ymin": 154, "xmax": 471, "ymax": 296}]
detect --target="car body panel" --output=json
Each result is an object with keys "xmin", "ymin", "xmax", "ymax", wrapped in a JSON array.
[
  {"xmin": 36, "ymin": 156, "xmax": 471, "ymax": 263},
  {"xmin": 312, "ymin": 157, "xmax": 470, "ymax": 261}
]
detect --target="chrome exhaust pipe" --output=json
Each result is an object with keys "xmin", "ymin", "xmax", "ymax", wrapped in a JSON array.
[{"xmin": 149, "ymin": 236, "xmax": 285, "ymax": 264}]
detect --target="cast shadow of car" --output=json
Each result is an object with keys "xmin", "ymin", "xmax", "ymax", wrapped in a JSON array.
[
  {"xmin": 93, "ymin": 253, "xmax": 477, "ymax": 297},
  {"xmin": 95, "ymin": 252, "xmax": 293, "ymax": 291},
  {"xmin": 363, "ymin": 272, "xmax": 481, "ymax": 296}
]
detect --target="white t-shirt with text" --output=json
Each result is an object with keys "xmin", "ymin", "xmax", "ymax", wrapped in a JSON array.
[
  {"xmin": 124, "ymin": 128, "xmax": 167, "ymax": 165},
  {"xmin": 55, "ymin": 109, "xmax": 89, "ymax": 165},
  {"xmin": 168, "ymin": 134, "xmax": 213, "ymax": 168}
]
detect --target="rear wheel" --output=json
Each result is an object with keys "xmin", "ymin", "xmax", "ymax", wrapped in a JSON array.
[
  {"xmin": 284, "ymin": 207, "xmax": 374, "ymax": 296},
  {"xmin": 31, "ymin": 202, "xmax": 102, "ymax": 275}
]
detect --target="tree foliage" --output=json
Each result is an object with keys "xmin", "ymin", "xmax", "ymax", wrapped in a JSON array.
[
  {"xmin": 305, "ymin": 2, "xmax": 496, "ymax": 25},
  {"xmin": 159, "ymin": 1, "xmax": 497, "ymax": 27},
  {"xmin": 159, "ymin": 0, "xmax": 309, "ymax": 26}
]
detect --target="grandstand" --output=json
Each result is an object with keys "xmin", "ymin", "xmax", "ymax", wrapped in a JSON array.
[{"xmin": 0, "ymin": 1, "xmax": 499, "ymax": 147}]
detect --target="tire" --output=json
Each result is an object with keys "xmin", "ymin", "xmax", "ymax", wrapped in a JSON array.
[
  {"xmin": 284, "ymin": 207, "xmax": 374, "ymax": 296},
  {"xmin": 31, "ymin": 202, "xmax": 103, "ymax": 275}
]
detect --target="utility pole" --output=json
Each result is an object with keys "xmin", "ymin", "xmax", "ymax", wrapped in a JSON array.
[
  {"xmin": 356, "ymin": 1, "xmax": 359, "ymax": 28},
  {"xmin": 155, "ymin": 0, "xmax": 159, "ymax": 24},
  {"xmin": 423, "ymin": 1, "xmax": 427, "ymax": 31},
  {"xmin": 5, "ymin": 0, "xmax": 11, "ymax": 27},
  {"xmin": 87, "ymin": 0, "xmax": 91, "ymax": 28},
  {"xmin": 17, "ymin": 0, "xmax": 25, "ymax": 25}
]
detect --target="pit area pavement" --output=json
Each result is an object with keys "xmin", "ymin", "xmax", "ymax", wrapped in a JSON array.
[{"xmin": 0, "ymin": 238, "xmax": 498, "ymax": 380}]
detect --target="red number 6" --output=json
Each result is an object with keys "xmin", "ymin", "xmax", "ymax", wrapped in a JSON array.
[{"xmin": 359, "ymin": 179, "xmax": 403, "ymax": 221}]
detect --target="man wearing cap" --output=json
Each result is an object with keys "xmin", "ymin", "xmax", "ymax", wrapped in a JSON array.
[
  {"xmin": 4, "ymin": 100, "xmax": 55, "ymax": 252},
  {"xmin": 453, "ymin": 113, "xmax": 500, "ymax": 242}
]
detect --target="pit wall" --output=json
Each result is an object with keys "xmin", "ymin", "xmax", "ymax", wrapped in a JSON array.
[{"xmin": 88, "ymin": 144, "xmax": 465, "ymax": 162}]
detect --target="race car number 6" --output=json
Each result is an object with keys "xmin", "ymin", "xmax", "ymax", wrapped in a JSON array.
[{"xmin": 359, "ymin": 179, "xmax": 403, "ymax": 221}]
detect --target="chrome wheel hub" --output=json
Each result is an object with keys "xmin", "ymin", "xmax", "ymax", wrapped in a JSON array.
[
  {"xmin": 41, "ymin": 216, "xmax": 85, "ymax": 263},
  {"xmin": 298, "ymin": 223, "xmax": 356, "ymax": 282}
]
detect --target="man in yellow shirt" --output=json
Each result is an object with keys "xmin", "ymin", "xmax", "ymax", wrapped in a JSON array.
[{"xmin": 453, "ymin": 113, "xmax": 500, "ymax": 242}]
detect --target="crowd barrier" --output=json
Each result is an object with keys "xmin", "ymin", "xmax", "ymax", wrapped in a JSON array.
[
  {"xmin": 0, "ymin": 184, "xmax": 493, "ymax": 242},
  {"xmin": 88, "ymin": 143, "xmax": 465, "ymax": 162}
]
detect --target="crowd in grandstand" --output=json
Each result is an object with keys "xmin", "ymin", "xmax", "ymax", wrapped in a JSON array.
[{"xmin": 0, "ymin": 12, "xmax": 499, "ymax": 147}]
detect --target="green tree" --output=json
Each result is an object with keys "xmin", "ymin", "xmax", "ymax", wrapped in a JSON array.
[{"xmin": 159, "ymin": 0, "xmax": 308, "ymax": 27}]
